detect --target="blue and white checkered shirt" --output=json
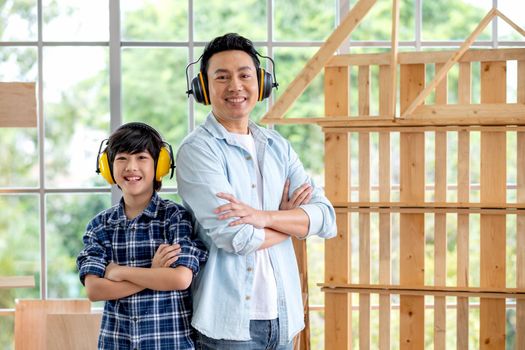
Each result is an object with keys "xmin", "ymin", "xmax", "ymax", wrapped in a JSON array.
[{"xmin": 77, "ymin": 192, "xmax": 207, "ymax": 350}]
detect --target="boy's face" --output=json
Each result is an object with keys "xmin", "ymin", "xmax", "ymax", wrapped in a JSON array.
[
  {"xmin": 112, "ymin": 151, "xmax": 155, "ymax": 201},
  {"xmin": 207, "ymin": 50, "xmax": 259, "ymax": 124}
]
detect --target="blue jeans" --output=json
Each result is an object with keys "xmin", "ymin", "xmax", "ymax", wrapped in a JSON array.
[{"xmin": 195, "ymin": 319, "xmax": 294, "ymax": 350}]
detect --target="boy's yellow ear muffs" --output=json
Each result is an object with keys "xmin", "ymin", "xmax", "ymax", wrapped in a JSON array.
[
  {"xmin": 155, "ymin": 143, "xmax": 175, "ymax": 181},
  {"xmin": 97, "ymin": 149, "xmax": 115, "ymax": 184},
  {"xmin": 95, "ymin": 139, "xmax": 175, "ymax": 185}
]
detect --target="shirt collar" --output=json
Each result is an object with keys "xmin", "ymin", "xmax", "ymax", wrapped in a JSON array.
[
  {"xmin": 202, "ymin": 112, "xmax": 275, "ymax": 146},
  {"xmin": 108, "ymin": 192, "xmax": 161, "ymax": 224}
]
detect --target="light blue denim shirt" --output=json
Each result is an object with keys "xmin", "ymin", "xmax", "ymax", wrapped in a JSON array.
[{"xmin": 176, "ymin": 113, "xmax": 337, "ymax": 344}]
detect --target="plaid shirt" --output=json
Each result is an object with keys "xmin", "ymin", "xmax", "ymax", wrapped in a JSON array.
[{"xmin": 77, "ymin": 192, "xmax": 207, "ymax": 350}]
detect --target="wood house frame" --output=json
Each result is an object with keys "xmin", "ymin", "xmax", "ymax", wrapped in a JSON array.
[{"xmin": 262, "ymin": 0, "xmax": 525, "ymax": 348}]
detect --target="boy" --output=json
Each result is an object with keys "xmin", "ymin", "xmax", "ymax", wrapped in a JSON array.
[{"xmin": 77, "ymin": 122, "xmax": 207, "ymax": 350}]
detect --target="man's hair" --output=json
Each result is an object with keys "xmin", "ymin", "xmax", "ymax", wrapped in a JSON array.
[
  {"xmin": 200, "ymin": 33, "xmax": 260, "ymax": 75},
  {"xmin": 106, "ymin": 122, "xmax": 163, "ymax": 191}
]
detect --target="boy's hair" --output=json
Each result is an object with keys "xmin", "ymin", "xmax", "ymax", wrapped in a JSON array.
[
  {"xmin": 200, "ymin": 33, "xmax": 260, "ymax": 75},
  {"xmin": 105, "ymin": 122, "xmax": 164, "ymax": 191}
]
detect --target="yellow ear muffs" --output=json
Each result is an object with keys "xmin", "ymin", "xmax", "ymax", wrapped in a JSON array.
[
  {"xmin": 98, "ymin": 151, "xmax": 115, "ymax": 185},
  {"xmin": 156, "ymin": 146, "xmax": 172, "ymax": 181}
]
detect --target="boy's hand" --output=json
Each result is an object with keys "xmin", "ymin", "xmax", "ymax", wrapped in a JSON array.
[
  {"xmin": 215, "ymin": 193, "xmax": 270, "ymax": 229},
  {"xmin": 152, "ymin": 243, "xmax": 181, "ymax": 268},
  {"xmin": 104, "ymin": 262, "xmax": 123, "ymax": 282},
  {"xmin": 279, "ymin": 179, "xmax": 312, "ymax": 210}
]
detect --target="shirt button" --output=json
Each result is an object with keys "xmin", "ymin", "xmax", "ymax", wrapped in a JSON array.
[
  {"xmin": 245, "ymin": 295, "xmax": 251, "ymax": 300},
  {"xmin": 246, "ymin": 155, "xmax": 252, "ymax": 161},
  {"xmin": 247, "ymin": 267, "xmax": 253, "ymax": 272},
  {"xmin": 251, "ymin": 184, "xmax": 256, "ymax": 188},
  {"xmin": 131, "ymin": 257, "xmax": 135, "ymax": 262}
]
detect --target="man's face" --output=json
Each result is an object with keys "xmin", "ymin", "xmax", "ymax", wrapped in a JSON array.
[{"xmin": 206, "ymin": 50, "xmax": 259, "ymax": 125}]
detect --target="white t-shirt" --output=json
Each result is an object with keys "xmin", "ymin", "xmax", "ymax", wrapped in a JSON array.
[{"xmin": 231, "ymin": 131, "xmax": 278, "ymax": 320}]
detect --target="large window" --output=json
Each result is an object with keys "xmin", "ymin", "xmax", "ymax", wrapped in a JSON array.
[{"xmin": 1, "ymin": 0, "xmax": 524, "ymax": 348}]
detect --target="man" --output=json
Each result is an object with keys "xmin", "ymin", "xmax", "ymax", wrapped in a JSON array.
[{"xmin": 177, "ymin": 33, "xmax": 337, "ymax": 349}]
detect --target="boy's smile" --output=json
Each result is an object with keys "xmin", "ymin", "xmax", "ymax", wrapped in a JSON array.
[{"xmin": 113, "ymin": 151, "xmax": 155, "ymax": 208}]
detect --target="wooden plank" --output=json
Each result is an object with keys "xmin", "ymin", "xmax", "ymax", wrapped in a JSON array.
[
  {"xmin": 325, "ymin": 67, "xmax": 350, "ymax": 117},
  {"xmin": 332, "ymin": 201, "xmax": 525, "ymax": 209},
  {"xmin": 402, "ymin": 9, "xmax": 497, "ymax": 117},
  {"xmin": 389, "ymin": 0, "xmax": 400, "ymax": 117},
  {"xmin": 517, "ymin": 59, "xmax": 525, "ymax": 350},
  {"xmin": 47, "ymin": 313, "xmax": 102, "ymax": 350},
  {"xmin": 0, "ymin": 82, "xmax": 37, "ymax": 127},
  {"xmin": 320, "ymin": 283, "xmax": 525, "ymax": 298},
  {"xmin": 263, "ymin": 103, "xmax": 525, "ymax": 126},
  {"xmin": 261, "ymin": 0, "xmax": 377, "ymax": 121},
  {"xmin": 14, "ymin": 299, "xmax": 92, "ymax": 350},
  {"xmin": 457, "ymin": 61, "xmax": 471, "ymax": 350},
  {"xmin": 324, "ymin": 126, "xmax": 525, "ymax": 134},
  {"xmin": 495, "ymin": 9, "xmax": 525, "ymax": 37},
  {"xmin": 358, "ymin": 65, "xmax": 371, "ymax": 349},
  {"xmin": 480, "ymin": 61, "xmax": 507, "ymax": 350},
  {"xmin": 324, "ymin": 48, "xmax": 525, "ymax": 67},
  {"xmin": 434, "ymin": 64, "xmax": 447, "ymax": 349},
  {"xmin": 0, "ymin": 276, "xmax": 35, "ymax": 289},
  {"xmin": 378, "ymin": 65, "xmax": 391, "ymax": 350},
  {"xmin": 292, "ymin": 237, "xmax": 310, "ymax": 350},
  {"xmin": 399, "ymin": 63, "xmax": 426, "ymax": 349},
  {"xmin": 324, "ymin": 64, "xmax": 351, "ymax": 350}
]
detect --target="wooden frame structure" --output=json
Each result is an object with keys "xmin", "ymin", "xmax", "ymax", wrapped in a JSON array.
[{"xmin": 262, "ymin": 0, "xmax": 525, "ymax": 348}]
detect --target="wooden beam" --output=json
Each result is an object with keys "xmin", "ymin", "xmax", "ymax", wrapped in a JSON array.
[
  {"xmin": 320, "ymin": 283, "xmax": 525, "ymax": 299},
  {"xmin": 325, "ymin": 48, "xmax": 525, "ymax": 67},
  {"xmin": 378, "ymin": 65, "xmax": 391, "ymax": 350},
  {"xmin": 401, "ymin": 8, "xmax": 497, "ymax": 117},
  {"xmin": 260, "ymin": 0, "xmax": 377, "ymax": 121},
  {"xmin": 399, "ymin": 63, "xmax": 425, "ymax": 349},
  {"xmin": 264, "ymin": 103, "xmax": 525, "ymax": 126},
  {"xmin": 480, "ymin": 60, "xmax": 507, "ymax": 350},
  {"xmin": 517, "ymin": 58, "xmax": 525, "ymax": 350},
  {"xmin": 0, "ymin": 276, "xmax": 35, "ymax": 289},
  {"xmin": 456, "ymin": 61, "xmax": 471, "ymax": 350},
  {"xmin": 0, "ymin": 82, "xmax": 37, "ymax": 127},
  {"xmin": 389, "ymin": 0, "xmax": 400, "ymax": 118},
  {"xmin": 494, "ymin": 9, "xmax": 525, "ymax": 37},
  {"xmin": 324, "ymin": 64, "xmax": 352, "ymax": 350}
]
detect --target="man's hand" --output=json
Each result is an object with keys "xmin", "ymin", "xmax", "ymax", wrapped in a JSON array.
[
  {"xmin": 215, "ymin": 193, "xmax": 269, "ymax": 228},
  {"xmin": 104, "ymin": 262, "xmax": 123, "ymax": 282},
  {"xmin": 152, "ymin": 243, "xmax": 181, "ymax": 268},
  {"xmin": 279, "ymin": 179, "xmax": 312, "ymax": 210}
]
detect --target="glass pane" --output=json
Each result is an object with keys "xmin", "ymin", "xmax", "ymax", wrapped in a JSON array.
[
  {"xmin": 194, "ymin": 0, "xmax": 266, "ymax": 42},
  {"xmin": 43, "ymin": 0, "xmax": 109, "ymax": 41},
  {"xmin": 43, "ymin": 47, "xmax": 109, "ymax": 188},
  {"xmin": 0, "ymin": 315, "xmax": 14, "ymax": 350},
  {"xmin": 422, "ymin": 0, "xmax": 492, "ymax": 41},
  {"xmin": 122, "ymin": 48, "xmax": 188, "ymax": 189},
  {"xmin": 274, "ymin": 0, "xmax": 335, "ymax": 41},
  {"xmin": 46, "ymin": 193, "xmax": 111, "ymax": 298},
  {"xmin": 0, "ymin": 1, "xmax": 37, "ymax": 41},
  {"xmin": 0, "ymin": 47, "xmax": 39, "ymax": 187},
  {"xmin": 273, "ymin": 47, "xmax": 324, "ymax": 118},
  {"xmin": 350, "ymin": 0, "xmax": 414, "ymax": 42},
  {"xmin": 122, "ymin": 0, "xmax": 188, "ymax": 41},
  {"xmin": 0, "ymin": 195, "xmax": 40, "ymax": 306},
  {"xmin": 497, "ymin": 3, "xmax": 525, "ymax": 42}
]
